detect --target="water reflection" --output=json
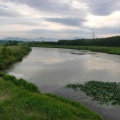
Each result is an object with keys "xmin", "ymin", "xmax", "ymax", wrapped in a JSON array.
[{"xmin": 6, "ymin": 47, "xmax": 120, "ymax": 86}]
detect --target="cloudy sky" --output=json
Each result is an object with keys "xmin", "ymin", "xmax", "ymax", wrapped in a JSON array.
[{"xmin": 0, "ymin": 0, "xmax": 120, "ymax": 39}]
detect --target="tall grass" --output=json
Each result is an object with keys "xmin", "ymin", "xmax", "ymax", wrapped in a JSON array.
[
  {"xmin": 3, "ymin": 74, "xmax": 39, "ymax": 93},
  {"xmin": 0, "ymin": 75, "xmax": 103, "ymax": 120},
  {"xmin": 0, "ymin": 71, "xmax": 4, "ymax": 77},
  {"xmin": 0, "ymin": 46, "xmax": 31, "ymax": 70}
]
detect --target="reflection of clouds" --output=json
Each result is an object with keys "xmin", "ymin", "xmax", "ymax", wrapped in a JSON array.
[
  {"xmin": 17, "ymin": 66, "xmax": 43, "ymax": 72},
  {"xmin": 8, "ymin": 67, "xmax": 44, "ymax": 77},
  {"xmin": 43, "ymin": 58, "xmax": 66, "ymax": 64},
  {"xmin": 9, "ymin": 72, "xmax": 24, "ymax": 78},
  {"xmin": 23, "ymin": 67, "xmax": 43, "ymax": 72},
  {"xmin": 8, "ymin": 67, "xmax": 44, "ymax": 79},
  {"xmin": 24, "ymin": 57, "xmax": 44, "ymax": 62},
  {"xmin": 85, "ymin": 58, "xmax": 120, "ymax": 74},
  {"xmin": 43, "ymin": 57, "xmax": 77, "ymax": 64},
  {"xmin": 25, "ymin": 56, "xmax": 76, "ymax": 64}
]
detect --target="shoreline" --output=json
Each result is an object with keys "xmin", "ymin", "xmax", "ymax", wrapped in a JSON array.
[
  {"xmin": 52, "ymin": 87, "xmax": 120, "ymax": 120},
  {"xmin": 0, "ymin": 73, "xmax": 103, "ymax": 120},
  {"xmin": 30, "ymin": 45, "xmax": 120, "ymax": 55}
]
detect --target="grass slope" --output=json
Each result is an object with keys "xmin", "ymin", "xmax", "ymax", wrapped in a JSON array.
[
  {"xmin": 0, "ymin": 46, "xmax": 31, "ymax": 70},
  {"xmin": 0, "ymin": 73, "xmax": 103, "ymax": 120}
]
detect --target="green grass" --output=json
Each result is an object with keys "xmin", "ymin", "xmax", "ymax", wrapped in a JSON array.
[
  {"xmin": 0, "ymin": 45, "xmax": 31, "ymax": 70},
  {"xmin": 32, "ymin": 44, "xmax": 120, "ymax": 55},
  {"xmin": 0, "ymin": 73, "xmax": 103, "ymax": 120},
  {"xmin": 66, "ymin": 81, "xmax": 120, "ymax": 106},
  {"xmin": 2, "ymin": 74, "xmax": 39, "ymax": 93},
  {"xmin": 77, "ymin": 46, "xmax": 120, "ymax": 55}
]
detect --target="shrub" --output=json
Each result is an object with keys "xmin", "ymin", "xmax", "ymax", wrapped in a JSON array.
[
  {"xmin": 0, "ymin": 72, "xmax": 5, "ymax": 77},
  {"xmin": 3, "ymin": 74, "xmax": 16, "ymax": 82}
]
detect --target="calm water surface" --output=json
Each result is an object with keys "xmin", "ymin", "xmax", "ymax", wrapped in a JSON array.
[{"xmin": 6, "ymin": 47, "xmax": 120, "ymax": 120}]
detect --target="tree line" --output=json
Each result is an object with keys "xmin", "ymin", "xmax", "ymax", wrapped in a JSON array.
[
  {"xmin": 27, "ymin": 36, "xmax": 120, "ymax": 47},
  {"xmin": 57, "ymin": 36, "xmax": 120, "ymax": 47},
  {"xmin": 0, "ymin": 40, "xmax": 23, "ymax": 46}
]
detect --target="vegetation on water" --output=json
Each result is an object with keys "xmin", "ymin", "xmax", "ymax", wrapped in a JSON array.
[
  {"xmin": 0, "ymin": 45, "xmax": 31, "ymax": 70},
  {"xmin": 66, "ymin": 81, "xmax": 120, "ymax": 106},
  {"xmin": 0, "ymin": 72, "xmax": 103, "ymax": 120}
]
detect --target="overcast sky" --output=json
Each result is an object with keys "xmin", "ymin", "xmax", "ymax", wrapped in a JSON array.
[{"xmin": 0, "ymin": 0, "xmax": 120, "ymax": 39}]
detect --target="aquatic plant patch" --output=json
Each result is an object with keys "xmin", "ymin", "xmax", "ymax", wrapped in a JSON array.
[{"xmin": 66, "ymin": 81, "xmax": 120, "ymax": 106}]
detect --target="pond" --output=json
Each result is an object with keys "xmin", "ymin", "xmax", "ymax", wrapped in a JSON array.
[{"xmin": 6, "ymin": 47, "xmax": 120, "ymax": 120}]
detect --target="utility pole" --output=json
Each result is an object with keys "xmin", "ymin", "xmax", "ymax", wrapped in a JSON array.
[{"xmin": 93, "ymin": 31, "xmax": 95, "ymax": 39}]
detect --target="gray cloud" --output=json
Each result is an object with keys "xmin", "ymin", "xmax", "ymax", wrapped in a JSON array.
[
  {"xmin": 9, "ymin": 0, "xmax": 71, "ymax": 13},
  {"xmin": 83, "ymin": 0, "xmax": 120, "ymax": 16},
  {"xmin": 46, "ymin": 17, "xmax": 85, "ymax": 27},
  {"xmin": 8, "ymin": 0, "xmax": 120, "ymax": 16},
  {"xmin": 15, "ymin": 21, "xmax": 40, "ymax": 26},
  {"xmin": 27, "ymin": 27, "xmax": 90, "ymax": 36},
  {"xmin": 96, "ymin": 26, "xmax": 120, "ymax": 34},
  {"xmin": 28, "ymin": 29, "xmax": 58, "ymax": 34},
  {"xmin": 82, "ymin": 25, "xmax": 120, "ymax": 38},
  {"xmin": 0, "ymin": 7, "xmax": 21, "ymax": 17},
  {"xmin": 8, "ymin": 0, "xmax": 86, "ymax": 17},
  {"xmin": 0, "ymin": 0, "xmax": 120, "ymax": 39}
]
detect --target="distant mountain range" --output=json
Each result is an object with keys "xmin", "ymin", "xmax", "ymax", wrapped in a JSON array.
[
  {"xmin": 33, "ymin": 37, "xmax": 59, "ymax": 41},
  {"xmin": 2, "ymin": 37, "xmax": 31, "ymax": 41},
  {"xmin": 1, "ymin": 37, "xmax": 59, "ymax": 41},
  {"xmin": 0, "ymin": 37, "xmax": 82, "ymax": 41}
]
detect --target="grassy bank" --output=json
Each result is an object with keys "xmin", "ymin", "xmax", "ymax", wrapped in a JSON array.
[
  {"xmin": 66, "ymin": 81, "xmax": 120, "ymax": 106},
  {"xmin": 31, "ymin": 44, "xmax": 120, "ymax": 55},
  {"xmin": 0, "ymin": 73, "xmax": 103, "ymax": 120},
  {"xmin": 0, "ymin": 46, "xmax": 31, "ymax": 70}
]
